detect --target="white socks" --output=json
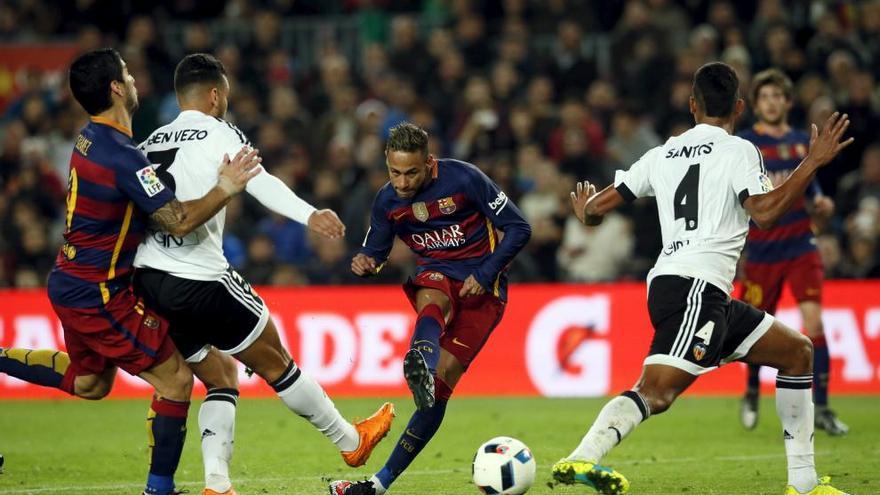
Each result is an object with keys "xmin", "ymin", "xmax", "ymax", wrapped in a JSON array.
[
  {"xmin": 272, "ymin": 361, "xmax": 359, "ymax": 452},
  {"xmin": 568, "ymin": 391, "xmax": 649, "ymax": 462},
  {"xmin": 199, "ymin": 388, "xmax": 239, "ymax": 493},
  {"xmin": 776, "ymin": 375, "xmax": 818, "ymax": 494},
  {"xmin": 368, "ymin": 475, "xmax": 388, "ymax": 495}
]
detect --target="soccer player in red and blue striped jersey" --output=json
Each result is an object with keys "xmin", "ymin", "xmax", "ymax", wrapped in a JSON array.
[
  {"xmin": 330, "ymin": 123, "xmax": 531, "ymax": 495},
  {"xmin": 737, "ymin": 69, "xmax": 848, "ymax": 435},
  {"xmin": 0, "ymin": 49, "xmax": 260, "ymax": 495}
]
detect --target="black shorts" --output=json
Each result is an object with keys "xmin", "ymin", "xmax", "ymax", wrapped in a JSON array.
[
  {"xmin": 132, "ymin": 267, "xmax": 269, "ymax": 363},
  {"xmin": 645, "ymin": 275, "xmax": 774, "ymax": 375}
]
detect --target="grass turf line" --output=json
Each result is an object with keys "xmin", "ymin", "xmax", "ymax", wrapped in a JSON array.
[{"xmin": 0, "ymin": 396, "xmax": 876, "ymax": 495}]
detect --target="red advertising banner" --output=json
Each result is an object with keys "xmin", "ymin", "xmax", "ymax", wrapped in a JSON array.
[{"xmin": 1, "ymin": 281, "xmax": 879, "ymax": 399}]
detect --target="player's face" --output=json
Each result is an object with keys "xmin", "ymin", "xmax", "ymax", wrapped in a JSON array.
[
  {"xmin": 120, "ymin": 63, "xmax": 138, "ymax": 113},
  {"xmin": 755, "ymin": 84, "xmax": 790, "ymax": 126},
  {"xmin": 213, "ymin": 76, "xmax": 230, "ymax": 118},
  {"xmin": 386, "ymin": 150, "xmax": 433, "ymax": 198}
]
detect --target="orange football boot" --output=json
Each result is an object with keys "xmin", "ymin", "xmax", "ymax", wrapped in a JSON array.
[
  {"xmin": 341, "ymin": 402, "xmax": 396, "ymax": 467},
  {"xmin": 203, "ymin": 488, "xmax": 237, "ymax": 495}
]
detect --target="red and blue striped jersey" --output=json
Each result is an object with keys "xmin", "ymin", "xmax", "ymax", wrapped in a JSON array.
[
  {"xmin": 738, "ymin": 125, "xmax": 821, "ymax": 263},
  {"xmin": 48, "ymin": 117, "xmax": 175, "ymax": 308},
  {"xmin": 361, "ymin": 159, "xmax": 531, "ymax": 301}
]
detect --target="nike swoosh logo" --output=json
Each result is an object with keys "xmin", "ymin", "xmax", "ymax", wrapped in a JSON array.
[
  {"xmin": 393, "ymin": 212, "xmax": 407, "ymax": 220},
  {"xmin": 452, "ymin": 337, "xmax": 470, "ymax": 348},
  {"xmin": 406, "ymin": 428, "xmax": 425, "ymax": 440}
]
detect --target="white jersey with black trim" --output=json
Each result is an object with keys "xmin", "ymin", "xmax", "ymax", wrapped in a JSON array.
[
  {"xmin": 614, "ymin": 123, "xmax": 771, "ymax": 294},
  {"xmin": 134, "ymin": 110, "xmax": 253, "ymax": 280}
]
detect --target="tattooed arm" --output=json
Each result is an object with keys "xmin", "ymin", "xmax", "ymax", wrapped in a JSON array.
[{"xmin": 150, "ymin": 147, "xmax": 262, "ymax": 237}]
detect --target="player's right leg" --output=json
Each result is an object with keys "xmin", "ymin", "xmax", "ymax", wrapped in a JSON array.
[
  {"xmin": 187, "ymin": 348, "xmax": 240, "ymax": 495},
  {"xmin": 48, "ymin": 290, "xmax": 194, "ymax": 495},
  {"xmin": 234, "ymin": 317, "xmax": 394, "ymax": 467},
  {"xmin": 404, "ymin": 284, "xmax": 453, "ymax": 410},
  {"xmin": 0, "ymin": 347, "xmax": 117, "ymax": 399},
  {"xmin": 138, "ymin": 349, "xmax": 195, "ymax": 495},
  {"xmin": 741, "ymin": 318, "xmax": 850, "ymax": 494}
]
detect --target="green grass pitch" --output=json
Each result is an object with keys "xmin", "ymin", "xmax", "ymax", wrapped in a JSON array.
[{"xmin": 0, "ymin": 396, "xmax": 877, "ymax": 494}]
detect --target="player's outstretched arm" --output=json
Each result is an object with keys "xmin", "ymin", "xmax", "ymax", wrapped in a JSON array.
[
  {"xmin": 308, "ymin": 209, "xmax": 345, "ymax": 239},
  {"xmin": 351, "ymin": 253, "xmax": 379, "ymax": 277},
  {"xmin": 151, "ymin": 147, "xmax": 261, "ymax": 237},
  {"xmin": 745, "ymin": 112, "xmax": 853, "ymax": 229},
  {"xmin": 571, "ymin": 181, "xmax": 625, "ymax": 226},
  {"xmin": 243, "ymin": 167, "xmax": 344, "ymax": 238}
]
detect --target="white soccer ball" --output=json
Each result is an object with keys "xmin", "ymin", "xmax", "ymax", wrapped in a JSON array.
[{"xmin": 472, "ymin": 436, "xmax": 536, "ymax": 494}]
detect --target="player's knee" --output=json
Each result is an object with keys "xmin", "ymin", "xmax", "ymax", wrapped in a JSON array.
[
  {"xmin": 788, "ymin": 334, "xmax": 814, "ymax": 375},
  {"xmin": 436, "ymin": 365, "xmax": 463, "ymax": 390},
  {"xmin": 219, "ymin": 355, "xmax": 239, "ymax": 388},
  {"xmin": 76, "ymin": 378, "xmax": 113, "ymax": 400},
  {"xmin": 640, "ymin": 389, "xmax": 678, "ymax": 415},
  {"xmin": 157, "ymin": 362, "xmax": 194, "ymax": 401}
]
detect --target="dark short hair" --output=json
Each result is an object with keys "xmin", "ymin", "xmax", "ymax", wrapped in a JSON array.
[
  {"xmin": 692, "ymin": 62, "xmax": 740, "ymax": 118},
  {"xmin": 750, "ymin": 68, "xmax": 793, "ymax": 105},
  {"xmin": 69, "ymin": 48, "xmax": 124, "ymax": 115},
  {"xmin": 387, "ymin": 122, "xmax": 429, "ymax": 155},
  {"xmin": 174, "ymin": 53, "xmax": 227, "ymax": 94}
]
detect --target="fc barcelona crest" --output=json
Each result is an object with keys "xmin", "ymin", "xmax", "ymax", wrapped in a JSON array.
[
  {"xmin": 144, "ymin": 315, "xmax": 160, "ymax": 330},
  {"xmin": 438, "ymin": 197, "xmax": 457, "ymax": 215},
  {"xmin": 412, "ymin": 202, "xmax": 429, "ymax": 222}
]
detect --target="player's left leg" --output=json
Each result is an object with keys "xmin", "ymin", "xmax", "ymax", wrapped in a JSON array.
[
  {"xmin": 798, "ymin": 301, "xmax": 847, "ymax": 435},
  {"xmin": 188, "ymin": 348, "xmax": 240, "ymax": 495},
  {"xmin": 790, "ymin": 252, "xmax": 848, "ymax": 435},
  {"xmin": 331, "ymin": 287, "xmax": 504, "ymax": 495},
  {"xmin": 553, "ymin": 364, "xmax": 695, "ymax": 494},
  {"xmin": 730, "ymin": 298, "xmax": 850, "ymax": 495},
  {"xmin": 234, "ymin": 317, "xmax": 393, "ymax": 467},
  {"xmin": 351, "ymin": 349, "xmax": 461, "ymax": 495}
]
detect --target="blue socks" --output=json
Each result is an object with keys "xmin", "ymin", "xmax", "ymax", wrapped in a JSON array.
[
  {"xmin": 375, "ymin": 378, "xmax": 453, "ymax": 489},
  {"xmin": 812, "ymin": 336, "xmax": 830, "ymax": 407},
  {"xmin": 411, "ymin": 304, "xmax": 445, "ymax": 372},
  {"xmin": 376, "ymin": 401, "xmax": 447, "ymax": 488},
  {"xmin": 0, "ymin": 348, "xmax": 75, "ymax": 394},
  {"xmin": 145, "ymin": 396, "xmax": 190, "ymax": 495},
  {"xmin": 746, "ymin": 364, "xmax": 761, "ymax": 393}
]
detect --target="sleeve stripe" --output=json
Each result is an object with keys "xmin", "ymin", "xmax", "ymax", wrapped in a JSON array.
[
  {"xmin": 738, "ymin": 189, "xmax": 750, "ymax": 206},
  {"xmin": 616, "ymin": 183, "xmax": 637, "ymax": 203},
  {"xmin": 214, "ymin": 117, "xmax": 250, "ymax": 145},
  {"xmin": 751, "ymin": 143, "xmax": 766, "ymax": 174}
]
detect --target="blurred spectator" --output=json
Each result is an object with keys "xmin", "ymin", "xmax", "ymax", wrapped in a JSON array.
[
  {"xmin": 1, "ymin": 1, "xmax": 879, "ymax": 287},
  {"xmin": 558, "ymin": 212, "xmax": 634, "ymax": 282},
  {"xmin": 606, "ymin": 104, "xmax": 661, "ymax": 170},
  {"xmin": 836, "ymin": 144, "xmax": 880, "ymax": 219}
]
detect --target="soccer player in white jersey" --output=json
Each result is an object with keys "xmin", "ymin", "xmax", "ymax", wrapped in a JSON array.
[
  {"xmin": 552, "ymin": 63, "xmax": 854, "ymax": 495},
  {"xmin": 132, "ymin": 54, "xmax": 395, "ymax": 495}
]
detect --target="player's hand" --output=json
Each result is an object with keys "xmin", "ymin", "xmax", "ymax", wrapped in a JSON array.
[
  {"xmin": 351, "ymin": 253, "xmax": 379, "ymax": 277},
  {"xmin": 808, "ymin": 112, "xmax": 854, "ymax": 168},
  {"xmin": 459, "ymin": 275, "xmax": 486, "ymax": 298},
  {"xmin": 813, "ymin": 195, "xmax": 835, "ymax": 218},
  {"xmin": 218, "ymin": 147, "xmax": 262, "ymax": 196},
  {"xmin": 570, "ymin": 180, "xmax": 598, "ymax": 225},
  {"xmin": 308, "ymin": 209, "xmax": 345, "ymax": 239}
]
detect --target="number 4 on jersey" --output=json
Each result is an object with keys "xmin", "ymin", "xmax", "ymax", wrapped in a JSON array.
[
  {"xmin": 695, "ymin": 321, "xmax": 714, "ymax": 343},
  {"xmin": 674, "ymin": 163, "xmax": 700, "ymax": 231}
]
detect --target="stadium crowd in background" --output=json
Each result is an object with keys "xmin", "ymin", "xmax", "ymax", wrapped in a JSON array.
[{"xmin": 1, "ymin": 0, "xmax": 879, "ymax": 288}]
